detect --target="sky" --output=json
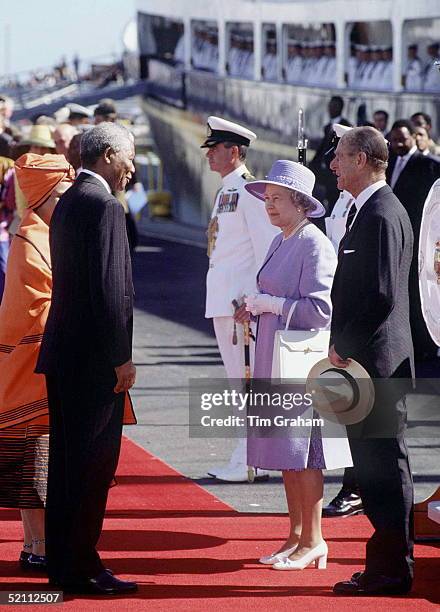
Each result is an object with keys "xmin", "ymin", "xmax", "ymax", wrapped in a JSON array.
[{"xmin": 0, "ymin": 0, "xmax": 135, "ymax": 76}]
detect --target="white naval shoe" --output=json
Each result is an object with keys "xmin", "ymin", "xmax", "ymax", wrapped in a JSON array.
[{"xmin": 211, "ymin": 464, "xmax": 270, "ymax": 483}]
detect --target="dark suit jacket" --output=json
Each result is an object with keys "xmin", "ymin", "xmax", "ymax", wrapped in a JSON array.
[
  {"xmin": 331, "ymin": 185, "xmax": 414, "ymax": 378},
  {"xmin": 386, "ymin": 151, "xmax": 440, "ymax": 243},
  {"xmin": 36, "ymin": 173, "xmax": 133, "ymax": 400}
]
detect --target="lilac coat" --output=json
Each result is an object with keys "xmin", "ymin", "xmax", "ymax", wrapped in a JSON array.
[{"xmin": 247, "ymin": 223, "xmax": 353, "ymax": 470}]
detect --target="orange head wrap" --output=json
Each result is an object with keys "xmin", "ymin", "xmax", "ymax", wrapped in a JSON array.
[{"xmin": 15, "ymin": 153, "xmax": 75, "ymax": 210}]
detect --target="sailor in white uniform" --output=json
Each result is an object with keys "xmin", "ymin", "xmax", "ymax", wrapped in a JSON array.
[
  {"xmin": 262, "ymin": 37, "xmax": 278, "ymax": 82},
  {"xmin": 365, "ymin": 46, "xmax": 385, "ymax": 90},
  {"xmin": 192, "ymin": 28, "xmax": 205, "ymax": 70},
  {"xmin": 380, "ymin": 47, "xmax": 394, "ymax": 89},
  {"xmin": 405, "ymin": 44, "xmax": 423, "ymax": 91},
  {"xmin": 347, "ymin": 45, "xmax": 359, "ymax": 88},
  {"xmin": 227, "ymin": 34, "xmax": 241, "ymax": 77},
  {"xmin": 324, "ymin": 124, "xmax": 356, "ymax": 251},
  {"xmin": 423, "ymin": 42, "xmax": 440, "ymax": 92},
  {"xmin": 241, "ymin": 36, "xmax": 255, "ymax": 80},
  {"xmin": 202, "ymin": 116, "xmax": 279, "ymax": 482},
  {"xmin": 285, "ymin": 40, "xmax": 303, "ymax": 84},
  {"xmin": 359, "ymin": 47, "xmax": 376, "ymax": 89},
  {"xmin": 231, "ymin": 34, "xmax": 246, "ymax": 77},
  {"xmin": 321, "ymin": 42, "xmax": 336, "ymax": 87},
  {"xmin": 301, "ymin": 43, "xmax": 315, "ymax": 85},
  {"xmin": 312, "ymin": 42, "xmax": 327, "ymax": 86},
  {"xmin": 354, "ymin": 46, "xmax": 370, "ymax": 89},
  {"xmin": 206, "ymin": 30, "xmax": 219, "ymax": 73}
]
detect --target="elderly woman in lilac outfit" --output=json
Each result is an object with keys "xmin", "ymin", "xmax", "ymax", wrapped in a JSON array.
[{"xmin": 234, "ymin": 160, "xmax": 352, "ymax": 571}]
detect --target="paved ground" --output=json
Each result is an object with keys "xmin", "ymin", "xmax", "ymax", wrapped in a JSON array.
[{"xmin": 126, "ymin": 233, "xmax": 440, "ymax": 513}]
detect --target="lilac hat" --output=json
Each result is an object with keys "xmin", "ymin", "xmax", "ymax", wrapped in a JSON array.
[{"xmin": 245, "ymin": 159, "xmax": 325, "ymax": 218}]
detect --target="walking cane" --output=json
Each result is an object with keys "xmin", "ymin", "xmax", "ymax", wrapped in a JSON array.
[
  {"xmin": 233, "ymin": 299, "xmax": 255, "ymax": 483},
  {"xmin": 243, "ymin": 319, "xmax": 257, "ymax": 482}
]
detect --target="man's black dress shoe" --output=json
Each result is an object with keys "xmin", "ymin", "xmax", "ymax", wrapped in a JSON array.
[
  {"xmin": 322, "ymin": 489, "xmax": 363, "ymax": 518},
  {"xmin": 334, "ymin": 573, "xmax": 412, "ymax": 596},
  {"xmin": 50, "ymin": 570, "xmax": 138, "ymax": 595}
]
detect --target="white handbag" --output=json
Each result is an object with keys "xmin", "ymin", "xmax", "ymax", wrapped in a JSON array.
[
  {"xmin": 271, "ymin": 301, "xmax": 330, "ymax": 379},
  {"xmin": 269, "ymin": 302, "xmax": 353, "ymax": 470}
]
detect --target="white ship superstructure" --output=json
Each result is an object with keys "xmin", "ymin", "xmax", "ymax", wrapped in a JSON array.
[{"xmin": 136, "ymin": 0, "xmax": 440, "ymax": 224}]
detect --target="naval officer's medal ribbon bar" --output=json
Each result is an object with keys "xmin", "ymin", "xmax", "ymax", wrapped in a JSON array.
[{"xmin": 217, "ymin": 192, "xmax": 239, "ymax": 213}]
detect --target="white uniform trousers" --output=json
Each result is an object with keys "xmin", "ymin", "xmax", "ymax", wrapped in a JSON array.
[{"xmin": 213, "ymin": 316, "xmax": 256, "ymax": 467}]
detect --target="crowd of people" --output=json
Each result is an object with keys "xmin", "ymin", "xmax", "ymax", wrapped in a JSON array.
[
  {"xmin": 284, "ymin": 40, "xmax": 336, "ymax": 87},
  {"xmin": 404, "ymin": 42, "xmax": 440, "ymax": 91},
  {"xmin": 311, "ymin": 98, "xmax": 440, "ymax": 363},
  {"xmin": 347, "ymin": 41, "xmax": 440, "ymax": 92},
  {"xmin": 181, "ymin": 29, "xmax": 338, "ymax": 85},
  {"xmin": 0, "ymin": 98, "xmax": 138, "ymax": 305},
  {"xmin": 1, "ymin": 56, "xmax": 81, "ymax": 93},
  {"xmin": 191, "ymin": 28, "xmax": 219, "ymax": 72},
  {"xmin": 175, "ymin": 25, "xmax": 440, "ymax": 92},
  {"xmin": 201, "ymin": 112, "xmax": 433, "ymax": 595},
  {"xmin": 227, "ymin": 33, "xmax": 254, "ymax": 80},
  {"xmin": 308, "ymin": 99, "xmax": 440, "ymax": 521},
  {"xmin": 0, "ymin": 95, "xmax": 139, "ymax": 592},
  {"xmin": 347, "ymin": 45, "xmax": 393, "ymax": 90},
  {"xmin": 1, "ymin": 54, "xmax": 128, "ymax": 101},
  {"xmin": 0, "ymin": 71, "xmax": 439, "ymax": 598}
]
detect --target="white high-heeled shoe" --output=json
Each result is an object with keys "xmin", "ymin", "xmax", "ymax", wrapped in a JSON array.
[
  {"xmin": 272, "ymin": 541, "xmax": 328, "ymax": 570},
  {"xmin": 259, "ymin": 544, "xmax": 298, "ymax": 565}
]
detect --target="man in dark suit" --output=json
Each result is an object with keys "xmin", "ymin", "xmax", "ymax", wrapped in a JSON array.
[
  {"xmin": 329, "ymin": 127, "xmax": 414, "ymax": 596},
  {"xmin": 386, "ymin": 119, "xmax": 440, "ymax": 365},
  {"xmin": 36, "ymin": 122, "xmax": 137, "ymax": 595},
  {"xmin": 309, "ymin": 95, "xmax": 352, "ymax": 212}
]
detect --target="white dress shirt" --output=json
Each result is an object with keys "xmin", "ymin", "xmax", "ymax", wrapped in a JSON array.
[
  {"xmin": 79, "ymin": 168, "xmax": 111, "ymax": 194},
  {"xmin": 350, "ymin": 179, "xmax": 387, "ymax": 227},
  {"xmin": 390, "ymin": 146, "xmax": 417, "ymax": 188}
]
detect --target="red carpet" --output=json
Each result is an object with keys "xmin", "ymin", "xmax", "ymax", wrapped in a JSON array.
[{"xmin": 0, "ymin": 436, "xmax": 439, "ymax": 610}]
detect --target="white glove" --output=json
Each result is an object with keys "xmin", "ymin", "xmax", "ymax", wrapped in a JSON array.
[{"xmin": 245, "ymin": 293, "xmax": 286, "ymax": 316}]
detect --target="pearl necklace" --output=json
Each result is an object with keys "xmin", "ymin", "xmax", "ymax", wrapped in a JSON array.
[{"xmin": 282, "ymin": 218, "xmax": 309, "ymax": 241}]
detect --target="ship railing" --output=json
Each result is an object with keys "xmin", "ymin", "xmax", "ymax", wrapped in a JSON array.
[{"xmin": 144, "ymin": 57, "xmax": 440, "ymax": 141}]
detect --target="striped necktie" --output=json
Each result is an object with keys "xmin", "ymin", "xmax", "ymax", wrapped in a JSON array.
[
  {"xmin": 338, "ymin": 202, "xmax": 357, "ymax": 256},
  {"xmin": 390, "ymin": 155, "xmax": 405, "ymax": 189}
]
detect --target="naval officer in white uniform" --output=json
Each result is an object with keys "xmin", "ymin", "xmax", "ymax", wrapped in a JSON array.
[
  {"xmin": 324, "ymin": 124, "xmax": 356, "ymax": 251},
  {"xmin": 202, "ymin": 116, "xmax": 279, "ymax": 482}
]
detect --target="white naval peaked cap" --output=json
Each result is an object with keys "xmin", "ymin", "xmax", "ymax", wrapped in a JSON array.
[
  {"xmin": 67, "ymin": 103, "xmax": 93, "ymax": 118},
  {"xmin": 333, "ymin": 123, "xmax": 388, "ymax": 146},
  {"xmin": 333, "ymin": 123, "xmax": 352, "ymax": 138},
  {"xmin": 201, "ymin": 116, "xmax": 257, "ymax": 148},
  {"xmin": 54, "ymin": 106, "xmax": 70, "ymax": 123}
]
